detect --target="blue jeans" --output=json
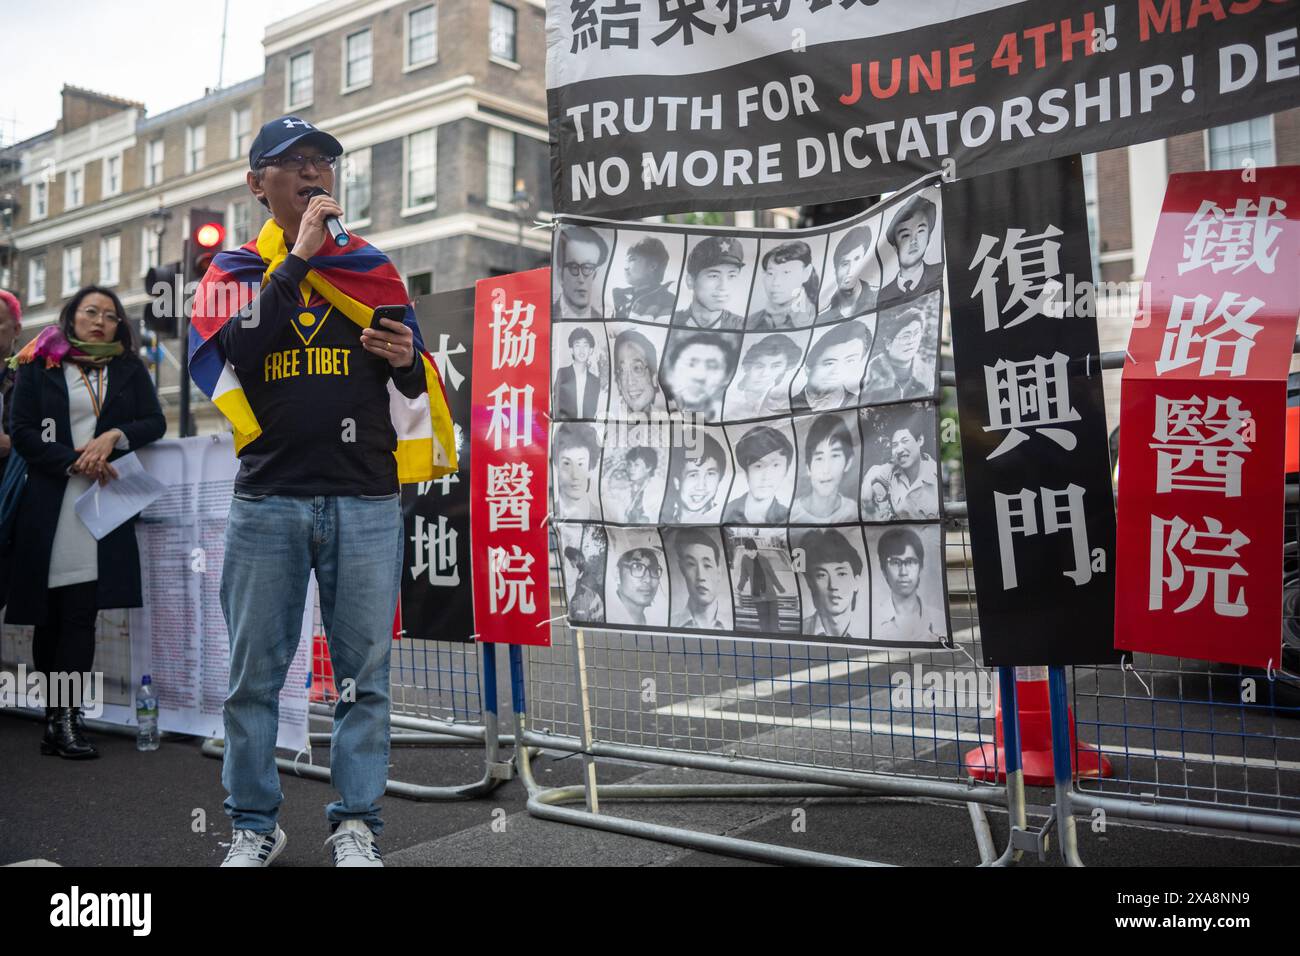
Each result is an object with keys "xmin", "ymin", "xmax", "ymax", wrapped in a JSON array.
[{"xmin": 219, "ymin": 492, "xmax": 403, "ymax": 835}]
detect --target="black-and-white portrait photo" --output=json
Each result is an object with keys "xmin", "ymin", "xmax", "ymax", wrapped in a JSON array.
[
  {"xmin": 660, "ymin": 329, "xmax": 740, "ymax": 422},
  {"xmin": 600, "ymin": 422, "xmax": 669, "ymax": 524},
  {"xmin": 859, "ymin": 403, "xmax": 941, "ymax": 521},
  {"xmin": 746, "ymin": 236, "xmax": 826, "ymax": 331},
  {"xmin": 789, "ymin": 318, "xmax": 873, "ymax": 413},
  {"xmin": 552, "ymin": 322, "xmax": 608, "ymax": 421},
  {"xmin": 722, "ymin": 421, "xmax": 796, "ymax": 524},
  {"xmin": 550, "ymin": 422, "xmax": 603, "ymax": 521},
  {"xmin": 605, "ymin": 230, "xmax": 685, "ymax": 323},
  {"xmin": 877, "ymin": 188, "xmax": 943, "ymax": 307},
  {"xmin": 606, "ymin": 322, "xmax": 668, "ymax": 419},
  {"xmin": 671, "ymin": 235, "xmax": 757, "ymax": 331},
  {"xmin": 664, "ymin": 527, "xmax": 734, "ymax": 631},
  {"xmin": 557, "ymin": 523, "xmax": 608, "ymax": 624},
  {"xmin": 553, "ymin": 223, "xmax": 615, "ymax": 320},
  {"xmin": 659, "ymin": 424, "xmax": 731, "ymax": 525},
  {"xmin": 724, "ymin": 528, "xmax": 800, "ymax": 634},
  {"xmin": 604, "ymin": 527, "xmax": 669, "ymax": 628},
  {"xmin": 818, "ymin": 216, "xmax": 883, "ymax": 323},
  {"xmin": 864, "ymin": 524, "xmax": 948, "ymax": 644},
  {"xmin": 724, "ymin": 331, "xmax": 808, "ymax": 421},
  {"xmin": 790, "ymin": 411, "xmax": 861, "ymax": 524},
  {"xmin": 860, "ymin": 292, "xmax": 940, "ymax": 404},
  {"xmin": 793, "ymin": 527, "xmax": 871, "ymax": 641}
]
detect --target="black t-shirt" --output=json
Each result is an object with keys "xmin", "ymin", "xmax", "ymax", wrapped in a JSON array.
[{"xmin": 218, "ymin": 253, "xmax": 427, "ymax": 497}]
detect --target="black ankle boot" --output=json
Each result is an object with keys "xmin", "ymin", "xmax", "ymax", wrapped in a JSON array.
[
  {"xmin": 43, "ymin": 707, "xmax": 98, "ymax": 759},
  {"xmin": 41, "ymin": 707, "xmax": 58, "ymax": 754}
]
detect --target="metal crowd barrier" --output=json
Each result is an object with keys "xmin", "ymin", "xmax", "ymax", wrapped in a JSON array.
[
  {"xmin": 1054, "ymin": 486, "xmax": 1300, "ymax": 863},
  {"xmin": 506, "ymin": 511, "xmax": 1032, "ymax": 866}
]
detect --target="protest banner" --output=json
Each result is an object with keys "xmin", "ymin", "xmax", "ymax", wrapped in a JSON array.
[{"xmin": 546, "ymin": 0, "xmax": 1299, "ymax": 217}]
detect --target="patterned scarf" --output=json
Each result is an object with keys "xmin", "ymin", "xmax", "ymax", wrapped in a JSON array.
[{"xmin": 6, "ymin": 326, "xmax": 122, "ymax": 370}]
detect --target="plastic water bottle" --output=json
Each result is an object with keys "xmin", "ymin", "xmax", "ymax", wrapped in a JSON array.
[{"xmin": 136, "ymin": 675, "xmax": 159, "ymax": 752}]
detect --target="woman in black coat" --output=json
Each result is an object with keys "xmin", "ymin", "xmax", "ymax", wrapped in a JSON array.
[{"xmin": 8, "ymin": 285, "xmax": 166, "ymax": 758}]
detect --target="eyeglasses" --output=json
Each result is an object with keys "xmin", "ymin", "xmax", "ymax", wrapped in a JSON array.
[
  {"xmin": 885, "ymin": 557, "xmax": 921, "ymax": 572},
  {"xmin": 77, "ymin": 304, "xmax": 120, "ymax": 323},
  {"xmin": 258, "ymin": 153, "xmax": 338, "ymax": 173},
  {"xmin": 617, "ymin": 359, "xmax": 653, "ymax": 381},
  {"xmin": 621, "ymin": 560, "xmax": 662, "ymax": 580},
  {"xmin": 563, "ymin": 262, "xmax": 599, "ymax": 277}
]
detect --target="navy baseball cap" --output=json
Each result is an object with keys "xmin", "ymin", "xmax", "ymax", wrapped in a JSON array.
[{"xmin": 248, "ymin": 116, "xmax": 344, "ymax": 169}]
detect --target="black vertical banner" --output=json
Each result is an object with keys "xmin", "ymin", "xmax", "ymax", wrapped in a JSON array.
[
  {"xmin": 402, "ymin": 287, "xmax": 474, "ymax": 643},
  {"xmin": 945, "ymin": 157, "xmax": 1118, "ymax": 666}
]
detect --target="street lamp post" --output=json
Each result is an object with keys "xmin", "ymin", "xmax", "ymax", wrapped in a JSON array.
[
  {"xmin": 512, "ymin": 178, "xmax": 532, "ymax": 274},
  {"xmin": 146, "ymin": 203, "xmax": 172, "ymax": 394}
]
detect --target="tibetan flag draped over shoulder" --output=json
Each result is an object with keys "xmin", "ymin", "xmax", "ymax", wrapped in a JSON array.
[{"xmin": 188, "ymin": 219, "xmax": 457, "ymax": 483}]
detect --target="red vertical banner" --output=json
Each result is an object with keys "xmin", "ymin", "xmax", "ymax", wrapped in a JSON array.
[
  {"xmin": 470, "ymin": 268, "xmax": 553, "ymax": 646},
  {"xmin": 1116, "ymin": 168, "xmax": 1300, "ymax": 669}
]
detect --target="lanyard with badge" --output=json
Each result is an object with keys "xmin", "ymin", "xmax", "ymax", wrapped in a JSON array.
[{"xmin": 76, "ymin": 365, "xmax": 108, "ymax": 418}]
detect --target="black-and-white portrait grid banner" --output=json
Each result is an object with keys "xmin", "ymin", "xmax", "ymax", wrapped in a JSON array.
[
  {"xmin": 546, "ymin": 0, "xmax": 1299, "ymax": 218},
  {"xmin": 550, "ymin": 173, "xmax": 953, "ymax": 652},
  {"xmin": 944, "ymin": 156, "xmax": 1119, "ymax": 667}
]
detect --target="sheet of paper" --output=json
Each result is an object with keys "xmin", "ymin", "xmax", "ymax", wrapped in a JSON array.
[{"xmin": 74, "ymin": 452, "xmax": 167, "ymax": 540}]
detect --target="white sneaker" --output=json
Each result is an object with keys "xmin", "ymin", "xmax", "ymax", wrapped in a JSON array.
[
  {"xmin": 221, "ymin": 826, "xmax": 287, "ymax": 867},
  {"xmin": 324, "ymin": 820, "xmax": 383, "ymax": 867}
]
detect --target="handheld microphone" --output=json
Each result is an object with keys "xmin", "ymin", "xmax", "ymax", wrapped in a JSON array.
[{"xmin": 307, "ymin": 186, "xmax": 350, "ymax": 248}]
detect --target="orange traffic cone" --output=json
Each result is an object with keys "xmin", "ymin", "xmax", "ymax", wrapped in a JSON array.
[
  {"xmin": 311, "ymin": 632, "xmax": 337, "ymax": 704},
  {"xmin": 965, "ymin": 667, "xmax": 1111, "ymax": 786}
]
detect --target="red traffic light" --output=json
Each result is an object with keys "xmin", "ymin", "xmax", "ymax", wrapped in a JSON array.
[{"xmin": 194, "ymin": 222, "xmax": 225, "ymax": 249}]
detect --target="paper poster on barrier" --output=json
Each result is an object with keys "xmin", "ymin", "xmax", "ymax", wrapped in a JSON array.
[
  {"xmin": 550, "ymin": 175, "xmax": 951, "ymax": 650},
  {"xmin": 129, "ymin": 434, "xmax": 309, "ymax": 752},
  {"xmin": 945, "ymin": 156, "xmax": 1119, "ymax": 667},
  {"xmin": 1115, "ymin": 166, "xmax": 1300, "ymax": 669},
  {"xmin": 545, "ymin": 1, "xmax": 1299, "ymax": 218}
]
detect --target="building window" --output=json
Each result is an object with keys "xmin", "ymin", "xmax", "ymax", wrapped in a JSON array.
[
  {"xmin": 146, "ymin": 139, "xmax": 164, "ymax": 187},
  {"xmin": 487, "ymin": 128, "xmax": 515, "ymax": 206},
  {"xmin": 100, "ymin": 234, "xmax": 121, "ymax": 287},
  {"xmin": 288, "ymin": 51, "xmax": 314, "ymax": 108},
  {"xmin": 489, "ymin": 3, "xmax": 517, "ymax": 62},
  {"xmin": 29, "ymin": 258, "xmax": 46, "ymax": 304},
  {"xmin": 405, "ymin": 129, "xmax": 437, "ymax": 210},
  {"xmin": 343, "ymin": 148, "xmax": 372, "ymax": 223},
  {"xmin": 62, "ymin": 245, "xmax": 82, "ymax": 295},
  {"xmin": 66, "ymin": 166, "xmax": 84, "ymax": 209},
  {"xmin": 344, "ymin": 29, "xmax": 372, "ymax": 90},
  {"xmin": 231, "ymin": 106, "xmax": 253, "ymax": 159},
  {"xmin": 141, "ymin": 227, "xmax": 161, "ymax": 272},
  {"xmin": 408, "ymin": 271, "xmax": 433, "ymax": 297},
  {"xmin": 103, "ymin": 153, "xmax": 123, "ymax": 197},
  {"xmin": 185, "ymin": 123, "xmax": 206, "ymax": 174},
  {"xmin": 228, "ymin": 200, "xmax": 251, "ymax": 250},
  {"xmin": 407, "ymin": 4, "xmax": 438, "ymax": 67},
  {"xmin": 31, "ymin": 180, "xmax": 48, "ymax": 220},
  {"xmin": 1208, "ymin": 117, "xmax": 1275, "ymax": 172}
]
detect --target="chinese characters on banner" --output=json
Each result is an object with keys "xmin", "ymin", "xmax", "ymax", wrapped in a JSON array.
[
  {"xmin": 471, "ymin": 269, "xmax": 554, "ymax": 646},
  {"xmin": 545, "ymin": 1, "xmax": 1298, "ymax": 218},
  {"xmin": 550, "ymin": 175, "xmax": 951, "ymax": 650},
  {"xmin": 946, "ymin": 156, "xmax": 1118, "ymax": 666},
  {"xmin": 402, "ymin": 288, "xmax": 474, "ymax": 642},
  {"xmin": 1116, "ymin": 168, "xmax": 1300, "ymax": 669}
]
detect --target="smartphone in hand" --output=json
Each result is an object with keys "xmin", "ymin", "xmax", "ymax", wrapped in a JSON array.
[{"xmin": 370, "ymin": 305, "xmax": 407, "ymax": 330}]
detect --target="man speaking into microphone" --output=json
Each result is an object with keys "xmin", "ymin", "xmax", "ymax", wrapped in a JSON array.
[{"xmin": 188, "ymin": 116, "xmax": 457, "ymax": 867}]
